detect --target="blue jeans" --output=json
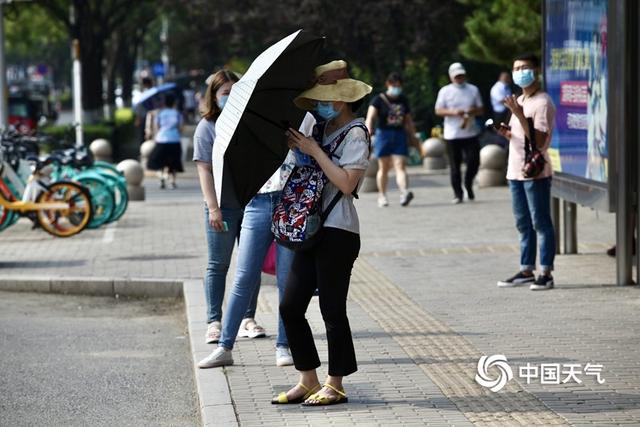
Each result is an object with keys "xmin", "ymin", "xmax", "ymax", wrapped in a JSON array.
[
  {"xmin": 203, "ymin": 205, "xmax": 259, "ymax": 323},
  {"xmin": 508, "ymin": 178, "xmax": 555, "ymax": 273},
  {"xmin": 219, "ymin": 192, "xmax": 295, "ymax": 350}
]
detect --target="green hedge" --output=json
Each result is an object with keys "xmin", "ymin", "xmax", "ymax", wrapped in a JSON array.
[
  {"xmin": 39, "ymin": 123, "xmax": 114, "ymax": 153},
  {"xmin": 40, "ymin": 108, "xmax": 136, "ymax": 160}
]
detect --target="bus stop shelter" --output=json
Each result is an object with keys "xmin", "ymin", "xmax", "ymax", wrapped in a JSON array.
[{"xmin": 543, "ymin": 0, "xmax": 637, "ymax": 286}]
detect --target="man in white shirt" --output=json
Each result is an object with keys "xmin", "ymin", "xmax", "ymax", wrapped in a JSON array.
[
  {"xmin": 490, "ymin": 71, "xmax": 512, "ymax": 125},
  {"xmin": 435, "ymin": 62, "xmax": 484, "ymax": 204}
]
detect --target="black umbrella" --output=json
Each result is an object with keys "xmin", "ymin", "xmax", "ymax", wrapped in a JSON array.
[{"xmin": 213, "ymin": 30, "xmax": 325, "ymax": 207}]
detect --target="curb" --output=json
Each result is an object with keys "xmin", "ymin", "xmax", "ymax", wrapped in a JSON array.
[
  {"xmin": 0, "ymin": 276, "xmax": 183, "ymax": 298},
  {"xmin": 183, "ymin": 279, "xmax": 238, "ymax": 427}
]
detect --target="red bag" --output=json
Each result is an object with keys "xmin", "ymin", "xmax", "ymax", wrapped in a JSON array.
[{"xmin": 261, "ymin": 241, "xmax": 277, "ymax": 276}]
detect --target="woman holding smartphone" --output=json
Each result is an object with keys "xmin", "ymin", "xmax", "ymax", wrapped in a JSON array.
[
  {"xmin": 271, "ymin": 60, "xmax": 372, "ymax": 406},
  {"xmin": 193, "ymin": 70, "xmax": 265, "ymax": 345}
]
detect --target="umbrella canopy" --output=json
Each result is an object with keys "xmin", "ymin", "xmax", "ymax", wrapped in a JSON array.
[
  {"xmin": 213, "ymin": 29, "xmax": 325, "ymax": 207},
  {"xmin": 133, "ymin": 82, "xmax": 178, "ymax": 110}
]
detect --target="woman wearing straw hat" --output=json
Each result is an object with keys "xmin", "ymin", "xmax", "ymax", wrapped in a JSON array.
[{"xmin": 272, "ymin": 60, "xmax": 372, "ymax": 406}]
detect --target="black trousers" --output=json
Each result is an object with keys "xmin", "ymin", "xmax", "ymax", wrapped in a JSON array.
[
  {"xmin": 446, "ymin": 136, "xmax": 480, "ymax": 199},
  {"xmin": 280, "ymin": 227, "xmax": 360, "ymax": 377}
]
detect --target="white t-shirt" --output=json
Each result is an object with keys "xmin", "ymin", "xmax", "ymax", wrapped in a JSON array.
[
  {"xmin": 320, "ymin": 118, "xmax": 370, "ymax": 234},
  {"xmin": 490, "ymin": 81, "xmax": 511, "ymax": 113},
  {"xmin": 435, "ymin": 83, "xmax": 483, "ymax": 140}
]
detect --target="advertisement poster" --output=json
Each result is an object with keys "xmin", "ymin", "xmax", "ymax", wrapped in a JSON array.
[{"xmin": 545, "ymin": 0, "xmax": 608, "ymax": 183}]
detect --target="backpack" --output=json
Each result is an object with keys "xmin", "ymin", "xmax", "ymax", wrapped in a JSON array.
[{"xmin": 272, "ymin": 121, "xmax": 370, "ymax": 251}]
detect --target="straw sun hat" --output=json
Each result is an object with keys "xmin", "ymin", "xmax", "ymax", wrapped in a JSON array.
[{"xmin": 294, "ymin": 60, "xmax": 372, "ymax": 110}]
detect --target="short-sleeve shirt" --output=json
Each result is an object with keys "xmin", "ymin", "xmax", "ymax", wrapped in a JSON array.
[
  {"xmin": 155, "ymin": 108, "xmax": 182, "ymax": 143},
  {"xmin": 370, "ymin": 93, "xmax": 411, "ymax": 129},
  {"xmin": 507, "ymin": 91, "xmax": 556, "ymax": 181},
  {"xmin": 319, "ymin": 118, "xmax": 370, "ymax": 234},
  {"xmin": 490, "ymin": 81, "xmax": 512, "ymax": 113},
  {"xmin": 192, "ymin": 117, "xmax": 241, "ymax": 209},
  {"xmin": 435, "ymin": 83, "xmax": 483, "ymax": 140}
]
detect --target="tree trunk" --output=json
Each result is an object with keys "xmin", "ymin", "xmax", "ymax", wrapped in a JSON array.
[
  {"xmin": 120, "ymin": 50, "xmax": 136, "ymax": 107},
  {"xmin": 79, "ymin": 43, "xmax": 104, "ymax": 121}
]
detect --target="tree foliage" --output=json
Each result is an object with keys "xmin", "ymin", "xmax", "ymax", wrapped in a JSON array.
[
  {"xmin": 4, "ymin": 5, "xmax": 68, "ymax": 85},
  {"xmin": 168, "ymin": 0, "xmax": 473, "ymax": 128},
  {"xmin": 458, "ymin": 0, "xmax": 542, "ymax": 67},
  {"xmin": 32, "ymin": 0, "xmax": 156, "ymax": 113}
]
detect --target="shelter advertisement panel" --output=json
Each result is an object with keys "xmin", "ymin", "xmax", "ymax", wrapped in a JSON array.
[{"xmin": 545, "ymin": 0, "xmax": 608, "ymax": 183}]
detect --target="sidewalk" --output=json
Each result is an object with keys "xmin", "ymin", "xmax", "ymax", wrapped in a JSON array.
[{"xmin": 1, "ymin": 150, "xmax": 639, "ymax": 425}]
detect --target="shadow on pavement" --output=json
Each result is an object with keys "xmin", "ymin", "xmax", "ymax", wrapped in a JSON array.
[{"xmin": 0, "ymin": 260, "xmax": 86, "ymax": 269}]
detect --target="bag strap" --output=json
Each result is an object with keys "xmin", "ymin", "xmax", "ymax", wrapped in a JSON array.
[
  {"xmin": 328, "ymin": 123, "xmax": 370, "ymax": 155},
  {"xmin": 320, "ymin": 190, "xmax": 343, "ymax": 222},
  {"xmin": 524, "ymin": 117, "xmax": 536, "ymax": 155},
  {"xmin": 379, "ymin": 93, "xmax": 393, "ymax": 109}
]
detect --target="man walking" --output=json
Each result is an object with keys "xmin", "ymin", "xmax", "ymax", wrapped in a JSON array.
[
  {"xmin": 435, "ymin": 62, "xmax": 484, "ymax": 204},
  {"xmin": 490, "ymin": 71, "xmax": 513, "ymax": 126}
]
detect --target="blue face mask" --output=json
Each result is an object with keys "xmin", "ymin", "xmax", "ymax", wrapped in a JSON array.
[
  {"xmin": 513, "ymin": 69, "xmax": 535, "ymax": 88},
  {"xmin": 387, "ymin": 86, "xmax": 402, "ymax": 97},
  {"xmin": 315, "ymin": 101, "xmax": 340, "ymax": 120},
  {"xmin": 217, "ymin": 95, "xmax": 229, "ymax": 109}
]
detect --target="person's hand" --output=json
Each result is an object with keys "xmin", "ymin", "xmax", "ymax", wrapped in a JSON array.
[
  {"xmin": 503, "ymin": 95, "xmax": 524, "ymax": 119},
  {"xmin": 286, "ymin": 128, "xmax": 320, "ymax": 157},
  {"xmin": 286, "ymin": 133, "xmax": 297, "ymax": 149},
  {"xmin": 497, "ymin": 124, "xmax": 512, "ymax": 139},
  {"xmin": 456, "ymin": 109, "xmax": 466, "ymax": 116},
  {"xmin": 208, "ymin": 207, "xmax": 224, "ymax": 231}
]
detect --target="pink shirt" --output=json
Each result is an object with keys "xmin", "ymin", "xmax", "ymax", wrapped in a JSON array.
[{"xmin": 506, "ymin": 91, "xmax": 556, "ymax": 181}]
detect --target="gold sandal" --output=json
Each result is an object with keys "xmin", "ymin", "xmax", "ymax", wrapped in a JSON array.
[
  {"xmin": 271, "ymin": 382, "xmax": 321, "ymax": 404},
  {"xmin": 301, "ymin": 383, "xmax": 348, "ymax": 406}
]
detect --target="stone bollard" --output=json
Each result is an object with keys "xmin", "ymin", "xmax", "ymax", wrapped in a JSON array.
[
  {"xmin": 89, "ymin": 139, "xmax": 112, "ymax": 162},
  {"xmin": 117, "ymin": 159, "xmax": 145, "ymax": 201},
  {"xmin": 140, "ymin": 140, "xmax": 156, "ymax": 170},
  {"xmin": 477, "ymin": 144, "xmax": 507, "ymax": 187},
  {"xmin": 360, "ymin": 156, "xmax": 379, "ymax": 193},
  {"xmin": 422, "ymin": 137, "xmax": 447, "ymax": 170}
]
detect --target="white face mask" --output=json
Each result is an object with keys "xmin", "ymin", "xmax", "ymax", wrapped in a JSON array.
[{"xmin": 387, "ymin": 86, "xmax": 402, "ymax": 97}]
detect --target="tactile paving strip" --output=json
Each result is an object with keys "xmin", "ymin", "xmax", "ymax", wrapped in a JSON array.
[{"xmin": 350, "ymin": 258, "xmax": 570, "ymax": 426}]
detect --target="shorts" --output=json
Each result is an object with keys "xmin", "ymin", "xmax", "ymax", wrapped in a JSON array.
[{"xmin": 373, "ymin": 128, "xmax": 408, "ymax": 158}]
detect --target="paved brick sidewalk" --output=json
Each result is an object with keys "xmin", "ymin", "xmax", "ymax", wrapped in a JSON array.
[{"xmin": 1, "ymin": 148, "xmax": 639, "ymax": 425}]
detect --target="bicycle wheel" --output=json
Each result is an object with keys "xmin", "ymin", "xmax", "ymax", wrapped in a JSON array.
[
  {"xmin": 96, "ymin": 171, "xmax": 128, "ymax": 222},
  {"xmin": 0, "ymin": 205, "xmax": 17, "ymax": 231},
  {"xmin": 36, "ymin": 181, "xmax": 92, "ymax": 237},
  {"xmin": 92, "ymin": 161, "xmax": 122, "ymax": 178},
  {"xmin": 77, "ymin": 176, "xmax": 115, "ymax": 229}
]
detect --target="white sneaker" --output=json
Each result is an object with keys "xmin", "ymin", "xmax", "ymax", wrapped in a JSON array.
[
  {"xmin": 276, "ymin": 346, "xmax": 294, "ymax": 367},
  {"xmin": 378, "ymin": 195, "xmax": 389, "ymax": 207},
  {"xmin": 198, "ymin": 347, "xmax": 233, "ymax": 369},
  {"xmin": 205, "ymin": 321, "xmax": 221, "ymax": 344},
  {"xmin": 452, "ymin": 197, "xmax": 462, "ymax": 204},
  {"xmin": 237, "ymin": 318, "xmax": 266, "ymax": 339}
]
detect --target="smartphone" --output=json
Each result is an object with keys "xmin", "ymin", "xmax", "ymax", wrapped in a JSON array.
[
  {"xmin": 484, "ymin": 118, "xmax": 511, "ymax": 131},
  {"xmin": 215, "ymin": 221, "xmax": 229, "ymax": 232}
]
